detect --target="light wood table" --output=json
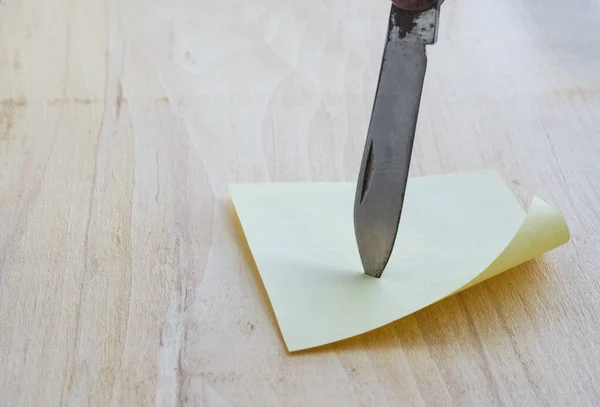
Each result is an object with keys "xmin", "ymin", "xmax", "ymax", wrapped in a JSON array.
[{"xmin": 1, "ymin": 0, "xmax": 599, "ymax": 405}]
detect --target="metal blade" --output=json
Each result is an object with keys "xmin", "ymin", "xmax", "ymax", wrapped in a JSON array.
[{"xmin": 354, "ymin": 2, "xmax": 440, "ymax": 278}]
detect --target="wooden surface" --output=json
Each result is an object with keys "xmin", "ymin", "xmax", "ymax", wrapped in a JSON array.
[{"xmin": 1, "ymin": 0, "xmax": 599, "ymax": 405}]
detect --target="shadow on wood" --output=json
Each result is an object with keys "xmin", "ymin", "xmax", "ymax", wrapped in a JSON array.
[{"xmin": 298, "ymin": 255, "xmax": 556, "ymax": 355}]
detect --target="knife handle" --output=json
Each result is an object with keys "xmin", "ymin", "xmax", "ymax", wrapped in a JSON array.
[{"xmin": 391, "ymin": 0, "xmax": 442, "ymax": 12}]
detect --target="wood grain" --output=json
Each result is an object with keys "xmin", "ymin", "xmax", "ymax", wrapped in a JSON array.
[{"xmin": 1, "ymin": 0, "xmax": 599, "ymax": 405}]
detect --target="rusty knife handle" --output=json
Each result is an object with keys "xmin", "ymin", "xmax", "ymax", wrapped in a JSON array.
[{"xmin": 392, "ymin": 0, "xmax": 443, "ymax": 12}]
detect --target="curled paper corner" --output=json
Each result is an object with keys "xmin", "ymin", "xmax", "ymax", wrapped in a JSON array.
[
  {"xmin": 229, "ymin": 171, "xmax": 570, "ymax": 352},
  {"xmin": 453, "ymin": 194, "xmax": 570, "ymax": 295}
]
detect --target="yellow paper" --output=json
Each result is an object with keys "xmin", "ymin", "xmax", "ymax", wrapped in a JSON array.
[{"xmin": 229, "ymin": 171, "xmax": 569, "ymax": 352}]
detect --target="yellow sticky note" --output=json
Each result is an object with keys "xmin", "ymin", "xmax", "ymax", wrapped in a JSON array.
[{"xmin": 229, "ymin": 171, "xmax": 569, "ymax": 352}]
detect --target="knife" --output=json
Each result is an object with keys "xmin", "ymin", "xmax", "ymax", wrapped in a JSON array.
[{"xmin": 354, "ymin": 0, "xmax": 443, "ymax": 278}]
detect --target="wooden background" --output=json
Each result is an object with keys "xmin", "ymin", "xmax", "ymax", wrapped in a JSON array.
[{"xmin": 1, "ymin": 0, "xmax": 599, "ymax": 405}]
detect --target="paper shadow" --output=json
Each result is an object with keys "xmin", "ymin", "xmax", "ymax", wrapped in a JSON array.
[
  {"xmin": 292, "ymin": 255, "xmax": 557, "ymax": 356},
  {"xmin": 228, "ymin": 197, "xmax": 560, "ymax": 357}
]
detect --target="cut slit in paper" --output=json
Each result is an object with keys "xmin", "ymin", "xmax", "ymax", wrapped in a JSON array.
[{"xmin": 229, "ymin": 171, "xmax": 570, "ymax": 352}]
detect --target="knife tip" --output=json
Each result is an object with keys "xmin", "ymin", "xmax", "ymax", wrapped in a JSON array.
[
  {"xmin": 354, "ymin": 224, "xmax": 393, "ymax": 278},
  {"xmin": 358, "ymin": 251, "xmax": 389, "ymax": 279}
]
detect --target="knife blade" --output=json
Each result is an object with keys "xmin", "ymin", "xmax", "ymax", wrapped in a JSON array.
[{"xmin": 354, "ymin": 0, "xmax": 442, "ymax": 278}]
